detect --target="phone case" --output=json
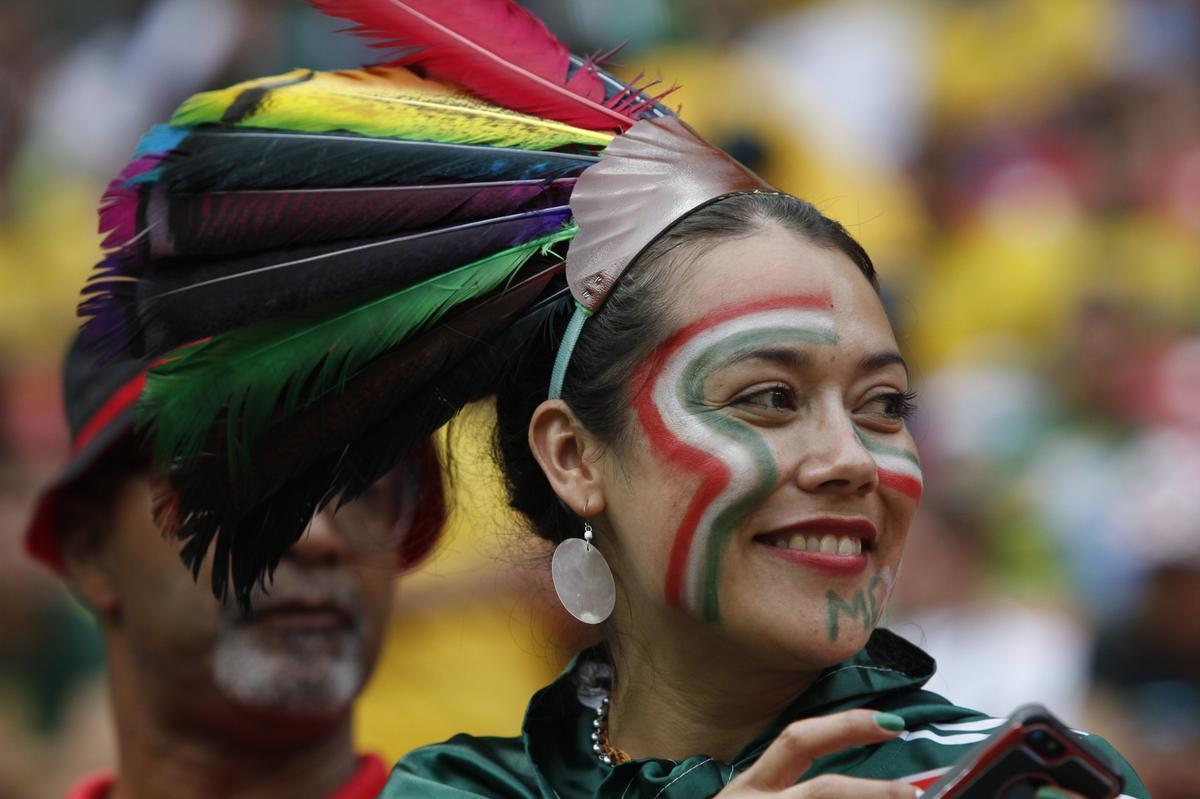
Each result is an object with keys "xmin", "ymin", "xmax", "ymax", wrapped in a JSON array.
[{"xmin": 921, "ymin": 704, "xmax": 1125, "ymax": 799}]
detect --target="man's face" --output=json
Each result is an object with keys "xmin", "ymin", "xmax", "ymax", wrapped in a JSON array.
[{"xmin": 90, "ymin": 470, "xmax": 409, "ymax": 725}]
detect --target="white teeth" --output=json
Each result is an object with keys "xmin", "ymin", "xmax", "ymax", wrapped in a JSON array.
[{"xmin": 769, "ymin": 534, "xmax": 866, "ymax": 555}]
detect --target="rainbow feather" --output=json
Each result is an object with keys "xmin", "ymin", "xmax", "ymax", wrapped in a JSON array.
[
  {"xmin": 74, "ymin": 0, "xmax": 683, "ymax": 603},
  {"xmin": 150, "ymin": 127, "xmax": 599, "ymax": 192}
]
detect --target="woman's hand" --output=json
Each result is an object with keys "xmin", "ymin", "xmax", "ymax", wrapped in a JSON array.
[
  {"xmin": 716, "ymin": 709, "xmax": 1093, "ymax": 799},
  {"xmin": 716, "ymin": 709, "xmax": 916, "ymax": 798}
]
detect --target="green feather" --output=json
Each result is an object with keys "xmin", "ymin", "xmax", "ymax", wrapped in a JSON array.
[{"xmin": 137, "ymin": 225, "xmax": 577, "ymax": 473}]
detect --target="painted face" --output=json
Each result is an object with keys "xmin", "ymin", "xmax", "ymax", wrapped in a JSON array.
[
  {"xmin": 597, "ymin": 224, "xmax": 921, "ymax": 667},
  {"xmin": 633, "ymin": 293, "xmax": 840, "ymax": 621}
]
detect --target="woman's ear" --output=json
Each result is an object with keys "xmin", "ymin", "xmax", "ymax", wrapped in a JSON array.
[{"xmin": 528, "ymin": 399, "xmax": 607, "ymax": 518}]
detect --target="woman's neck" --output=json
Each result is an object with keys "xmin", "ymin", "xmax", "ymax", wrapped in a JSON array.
[{"xmin": 605, "ymin": 628, "xmax": 824, "ymax": 763}]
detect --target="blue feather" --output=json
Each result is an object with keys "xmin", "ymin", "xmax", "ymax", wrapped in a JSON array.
[{"xmin": 133, "ymin": 124, "xmax": 191, "ymax": 158}]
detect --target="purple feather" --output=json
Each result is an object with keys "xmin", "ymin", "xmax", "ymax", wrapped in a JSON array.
[
  {"xmin": 77, "ymin": 250, "xmax": 140, "ymax": 349},
  {"xmin": 98, "ymin": 156, "xmax": 161, "ymax": 251}
]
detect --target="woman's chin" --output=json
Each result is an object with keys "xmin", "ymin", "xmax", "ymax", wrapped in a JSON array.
[
  {"xmin": 717, "ymin": 598, "xmax": 875, "ymax": 675},
  {"xmin": 730, "ymin": 546, "xmax": 896, "ymax": 653}
]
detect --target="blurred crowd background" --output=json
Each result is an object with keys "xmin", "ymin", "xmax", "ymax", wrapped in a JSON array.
[{"xmin": 1, "ymin": 0, "xmax": 1198, "ymax": 797}]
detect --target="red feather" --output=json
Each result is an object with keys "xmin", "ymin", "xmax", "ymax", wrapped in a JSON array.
[{"xmin": 309, "ymin": 0, "xmax": 637, "ymax": 132}]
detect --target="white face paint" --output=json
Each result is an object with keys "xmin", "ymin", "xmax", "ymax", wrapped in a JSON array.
[
  {"xmin": 632, "ymin": 296, "xmax": 840, "ymax": 623},
  {"xmin": 212, "ymin": 567, "xmax": 365, "ymax": 714},
  {"xmin": 596, "ymin": 227, "xmax": 922, "ymax": 668},
  {"xmin": 213, "ymin": 630, "xmax": 361, "ymax": 713}
]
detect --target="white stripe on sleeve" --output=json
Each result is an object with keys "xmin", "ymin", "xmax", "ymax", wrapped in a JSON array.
[{"xmin": 928, "ymin": 718, "xmax": 1007, "ymax": 733}]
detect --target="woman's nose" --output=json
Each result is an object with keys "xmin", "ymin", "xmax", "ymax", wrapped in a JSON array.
[
  {"xmin": 792, "ymin": 403, "xmax": 878, "ymax": 496},
  {"xmin": 285, "ymin": 507, "xmax": 353, "ymax": 566}
]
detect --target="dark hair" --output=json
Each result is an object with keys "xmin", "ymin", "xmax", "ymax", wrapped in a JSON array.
[{"xmin": 494, "ymin": 192, "xmax": 879, "ymax": 544}]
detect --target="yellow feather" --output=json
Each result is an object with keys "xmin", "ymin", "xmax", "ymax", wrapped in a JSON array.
[{"xmin": 171, "ymin": 67, "xmax": 613, "ymax": 150}]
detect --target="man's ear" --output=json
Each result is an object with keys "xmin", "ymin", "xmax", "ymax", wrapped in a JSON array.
[
  {"xmin": 60, "ymin": 528, "xmax": 120, "ymax": 620},
  {"xmin": 527, "ymin": 399, "xmax": 607, "ymax": 519}
]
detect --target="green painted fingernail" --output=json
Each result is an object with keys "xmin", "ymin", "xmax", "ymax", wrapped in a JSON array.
[
  {"xmin": 1035, "ymin": 788, "xmax": 1068, "ymax": 799},
  {"xmin": 874, "ymin": 712, "xmax": 905, "ymax": 731}
]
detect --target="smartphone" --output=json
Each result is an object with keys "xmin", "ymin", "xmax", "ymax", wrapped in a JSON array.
[{"xmin": 920, "ymin": 704, "xmax": 1125, "ymax": 799}]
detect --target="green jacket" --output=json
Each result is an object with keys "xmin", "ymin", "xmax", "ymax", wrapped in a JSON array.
[{"xmin": 382, "ymin": 630, "xmax": 1147, "ymax": 798}]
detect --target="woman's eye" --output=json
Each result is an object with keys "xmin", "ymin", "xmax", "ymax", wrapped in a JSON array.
[
  {"xmin": 868, "ymin": 390, "xmax": 917, "ymax": 420},
  {"xmin": 735, "ymin": 386, "xmax": 797, "ymax": 412}
]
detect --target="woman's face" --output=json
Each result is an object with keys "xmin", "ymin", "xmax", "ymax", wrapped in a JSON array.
[{"xmin": 596, "ymin": 224, "xmax": 921, "ymax": 668}]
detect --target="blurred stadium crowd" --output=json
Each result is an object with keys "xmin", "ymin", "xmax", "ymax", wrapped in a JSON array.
[{"xmin": 0, "ymin": 0, "xmax": 1197, "ymax": 797}]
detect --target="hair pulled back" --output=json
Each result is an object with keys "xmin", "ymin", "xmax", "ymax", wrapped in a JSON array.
[{"xmin": 494, "ymin": 192, "xmax": 879, "ymax": 545}]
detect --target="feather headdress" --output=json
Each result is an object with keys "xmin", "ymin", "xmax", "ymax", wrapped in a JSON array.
[{"xmin": 79, "ymin": 0, "xmax": 769, "ymax": 609}]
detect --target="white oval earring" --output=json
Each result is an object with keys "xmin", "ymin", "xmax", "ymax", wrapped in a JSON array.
[{"xmin": 551, "ymin": 520, "xmax": 616, "ymax": 624}]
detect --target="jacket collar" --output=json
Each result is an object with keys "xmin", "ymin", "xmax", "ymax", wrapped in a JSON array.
[{"xmin": 520, "ymin": 629, "xmax": 936, "ymax": 794}]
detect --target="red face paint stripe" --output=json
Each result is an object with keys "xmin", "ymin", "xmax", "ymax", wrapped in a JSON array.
[
  {"xmin": 667, "ymin": 471, "xmax": 727, "ymax": 607},
  {"xmin": 878, "ymin": 470, "xmax": 923, "ymax": 501},
  {"xmin": 72, "ymin": 371, "xmax": 147, "ymax": 454},
  {"xmin": 629, "ymin": 295, "xmax": 833, "ymax": 610},
  {"xmin": 632, "ymin": 376, "xmax": 731, "ymax": 608},
  {"xmin": 652, "ymin": 294, "xmax": 832, "ymax": 367}
]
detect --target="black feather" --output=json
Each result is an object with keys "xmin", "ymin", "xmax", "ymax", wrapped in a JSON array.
[
  {"xmin": 156, "ymin": 128, "xmax": 599, "ymax": 193},
  {"xmin": 144, "ymin": 178, "xmax": 576, "ymax": 258},
  {"xmin": 124, "ymin": 206, "xmax": 571, "ymax": 356},
  {"xmin": 163, "ymin": 265, "xmax": 571, "ymax": 606}
]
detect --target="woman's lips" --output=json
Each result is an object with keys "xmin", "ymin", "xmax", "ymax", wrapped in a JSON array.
[
  {"xmin": 759, "ymin": 546, "xmax": 868, "ymax": 576},
  {"xmin": 753, "ymin": 517, "xmax": 877, "ymax": 576}
]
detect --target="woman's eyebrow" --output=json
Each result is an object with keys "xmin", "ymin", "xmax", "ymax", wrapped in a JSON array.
[
  {"xmin": 859, "ymin": 351, "xmax": 908, "ymax": 374},
  {"xmin": 716, "ymin": 347, "xmax": 812, "ymax": 371}
]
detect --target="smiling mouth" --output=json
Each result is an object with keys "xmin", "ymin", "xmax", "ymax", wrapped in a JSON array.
[
  {"xmin": 756, "ymin": 532, "xmax": 869, "ymax": 556},
  {"xmin": 751, "ymin": 518, "xmax": 878, "ymax": 574}
]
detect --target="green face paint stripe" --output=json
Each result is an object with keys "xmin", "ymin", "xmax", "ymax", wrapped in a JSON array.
[
  {"xmin": 684, "ymin": 330, "xmax": 840, "ymax": 375},
  {"xmin": 825, "ymin": 589, "xmax": 870, "ymax": 642},
  {"xmin": 866, "ymin": 573, "xmax": 883, "ymax": 622},
  {"xmin": 680, "ymin": 326, "xmax": 835, "ymax": 622},
  {"xmin": 825, "ymin": 575, "xmax": 888, "ymax": 643},
  {"xmin": 644, "ymin": 303, "xmax": 838, "ymax": 619},
  {"xmin": 692, "ymin": 415, "xmax": 776, "ymax": 623},
  {"xmin": 854, "ymin": 427, "xmax": 920, "ymax": 465},
  {"xmin": 854, "ymin": 427, "xmax": 923, "ymax": 500}
]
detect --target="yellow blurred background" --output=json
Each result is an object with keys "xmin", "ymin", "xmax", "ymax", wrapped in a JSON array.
[{"xmin": 2, "ymin": 1, "xmax": 1198, "ymax": 797}]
